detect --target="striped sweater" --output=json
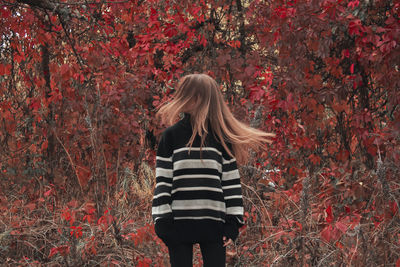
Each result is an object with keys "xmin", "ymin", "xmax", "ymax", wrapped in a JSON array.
[{"xmin": 151, "ymin": 113, "xmax": 244, "ymax": 242}]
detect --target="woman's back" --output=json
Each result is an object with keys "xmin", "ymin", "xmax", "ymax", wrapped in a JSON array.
[{"xmin": 152, "ymin": 112, "xmax": 244, "ymax": 244}]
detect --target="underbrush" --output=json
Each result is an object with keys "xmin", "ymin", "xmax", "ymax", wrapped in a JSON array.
[{"xmin": 0, "ymin": 160, "xmax": 398, "ymax": 266}]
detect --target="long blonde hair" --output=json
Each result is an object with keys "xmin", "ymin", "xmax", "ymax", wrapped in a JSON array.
[{"xmin": 156, "ymin": 74, "xmax": 275, "ymax": 164}]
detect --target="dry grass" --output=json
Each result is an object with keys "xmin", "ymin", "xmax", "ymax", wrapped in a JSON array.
[
  {"xmin": 232, "ymin": 161, "xmax": 400, "ymax": 267},
  {"xmin": 0, "ymin": 160, "xmax": 399, "ymax": 266}
]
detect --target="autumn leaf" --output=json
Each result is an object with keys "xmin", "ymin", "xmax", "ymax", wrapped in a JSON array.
[{"xmin": 325, "ymin": 205, "xmax": 333, "ymax": 223}]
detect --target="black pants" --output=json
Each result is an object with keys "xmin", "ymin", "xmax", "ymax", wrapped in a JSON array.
[{"xmin": 167, "ymin": 241, "xmax": 226, "ymax": 267}]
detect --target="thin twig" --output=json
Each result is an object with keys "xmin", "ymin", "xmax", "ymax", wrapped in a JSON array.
[
  {"xmin": 242, "ymin": 181, "xmax": 273, "ymax": 226},
  {"xmin": 349, "ymin": 232, "xmax": 359, "ymax": 266},
  {"xmin": 52, "ymin": 128, "xmax": 84, "ymax": 194}
]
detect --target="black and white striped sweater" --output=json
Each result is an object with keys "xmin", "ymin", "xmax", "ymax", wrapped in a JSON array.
[{"xmin": 151, "ymin": 113, "xmax": 244, "ymax": 243}]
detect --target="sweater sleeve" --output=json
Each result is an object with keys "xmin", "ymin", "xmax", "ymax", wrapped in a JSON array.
[
  {"xmin": 151, "ymin": 131, "xmax": 173, "ymax": 223},
  {"xmin": 221, "ymin": 153, "xmax": 244, "ymax": 227}
]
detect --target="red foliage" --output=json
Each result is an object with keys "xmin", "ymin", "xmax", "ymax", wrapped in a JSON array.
[{"xmin": 0, "ymin": 0, "xmax": 399, "ymax": 265}]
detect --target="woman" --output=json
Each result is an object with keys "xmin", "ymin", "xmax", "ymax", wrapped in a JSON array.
[{"xmin": 151, "ymin": 74, "xmax": 275, "ymax": 266}]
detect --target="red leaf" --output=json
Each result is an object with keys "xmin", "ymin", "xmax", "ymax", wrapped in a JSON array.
[
  {"xmin": 321, "ymin": 224, "xmax": 342, "ymax": 242},
  {"xmin": 49, "ymin": 245, "xmax": 70, "ymax": 258},
  {"xmin": 335, "ymin": 221, "xmax": 347, "ymax": 233},
  {"xmin": 108, "ymin": 172, "xmax": 117, "ymax": 186},
  {"xmin": 41, "ymin": 140, "xmax": 48, "ymax": 150},
  {"xmin": 60, "ymin": 64, "xmax": 71, "ymax": 80},
  {"xmin": 0, "ymin": 64, "xmax": 11, "ymax": 76},
  {"xmin": 320, "ymin": 224, "xmax": 333, "ymax": 242},
  {"xmin": 345, "ymin": 206, "xmax": 351, "ymax": 213},
  {"xmin": 137, "ymin": 258, "xmax": 152, "ymax": 267},
  {"xmin": 76, "ymin": 166, "xmax": 91, "ymax": 189},
  {"xmin": 29, "ymin": 99, "xmax": 41, "ymax": 111},
  {"xmin": 249, "ymin": 86, "xmax": 265, "ymax": 102},
  {"xmin": 309, "ymin": 154, "xmax": 321, "ymax": 165},
  {"xmin": 390, "ymin": 201, "xmax": 399, "ymax": 216},
  {"xmin": 325, "ymin": 205, "xmax": 333, "ymax": 223},
  {"xmin": 348, "ymin": 1, "xmax": 360, "ymax": 9},
  {"xmin": 24, "ymin": 202, "xmax": 36, "ymax": 212},
  {"xmin": 44, "ymin": 188, "xmax": 53, "ymax": 197},
  {"xmin": 48, "ymin": 247, "xmax": 58, "ymax": 258}
]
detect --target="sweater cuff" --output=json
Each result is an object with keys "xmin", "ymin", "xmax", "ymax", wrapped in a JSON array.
[
  {"xmin": 226, "ymin": 215, "xmax": 244, "ymax": 228},
  {"xmin": 223, "ymin": 215, "xmax": 243, "ymax": 241},
  {"xmin": 154, "ymin": 217, "xmax": 174, "ymax": 243}
]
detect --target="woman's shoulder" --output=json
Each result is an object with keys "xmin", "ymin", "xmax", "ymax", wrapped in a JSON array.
[
  {"xmin": 158, "ymin": 118, "xmax": 192, "ymax": 146},
  {"xmin": 164, "ymin": 118, "xmax": 191, "ymax": 136}
]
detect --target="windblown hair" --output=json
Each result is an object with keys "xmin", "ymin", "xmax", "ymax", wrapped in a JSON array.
[{"xmin": 156, "ymin": 73, "xmax": 275, "ymax": 164}]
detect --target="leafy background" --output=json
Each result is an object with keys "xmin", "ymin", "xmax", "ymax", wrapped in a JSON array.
[{"xmin": 0, "ymin": 0, "xmax": 399, "ymax": 266}]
